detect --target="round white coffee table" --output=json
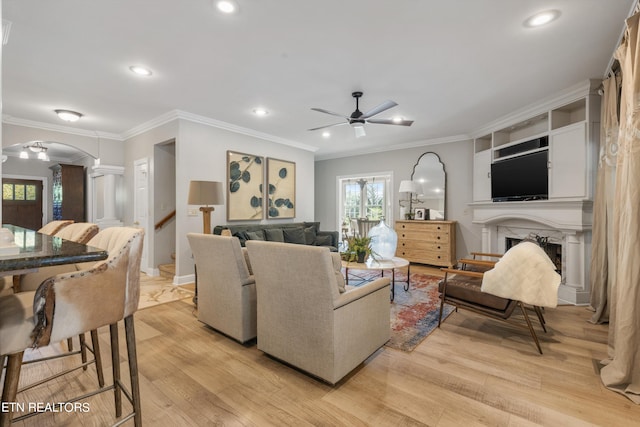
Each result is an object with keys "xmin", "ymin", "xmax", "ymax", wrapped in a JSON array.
[{"xmin": 341, "ymin": 257, "xmax": 410, "ymax": 301}]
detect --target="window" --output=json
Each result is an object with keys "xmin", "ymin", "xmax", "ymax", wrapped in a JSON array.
[
  {"xmin": 337, "ymin": 174, "xmax": 392, "ymax": 233},
  {"xmin": 2, "ymin": 183, "xmax": 37, "ymax": 201}
]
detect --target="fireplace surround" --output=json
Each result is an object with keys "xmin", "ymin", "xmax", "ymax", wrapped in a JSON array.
[{"xmin": 472, "ymin": 200, "xmax": 592, "ymax": 305}]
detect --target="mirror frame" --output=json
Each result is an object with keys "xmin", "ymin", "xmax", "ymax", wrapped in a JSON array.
[{"xmin": 410, "ymin": 152, "xmax": 446, "ymax": 220}]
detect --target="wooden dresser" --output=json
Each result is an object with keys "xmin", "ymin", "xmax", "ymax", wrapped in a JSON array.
[{"xmin": 395, "ymin": 220, "xmax": 457, "ymax": 267}]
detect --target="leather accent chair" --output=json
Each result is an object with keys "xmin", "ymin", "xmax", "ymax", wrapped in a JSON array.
[
  {"xmin": 187, "ymin": 233, "xmax": 257, "ymax": 343},
  {"xmin": 246, "ymin": 241, "xmax": 391, "ymax": 384},
  {"xmin": 438, "ymin": 258, "xmax": 547, "ymax": 354},
  {"xmin": 0, "ymin": 227, "xmax": 145, "ymax": 426}
]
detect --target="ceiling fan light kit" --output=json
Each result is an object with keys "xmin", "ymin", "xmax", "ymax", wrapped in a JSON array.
[{"xmin": 309, "ymin": 91, "xmax": 413, "ymax": 137}]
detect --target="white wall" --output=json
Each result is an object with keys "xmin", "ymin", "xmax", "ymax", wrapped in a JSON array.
[
  {"xmin": 174, "ymin": 119, "xmax": 315, "ymax": 281},
  {"xmin": 123, "ymin": 120, "xmax": 179, "ymax": 276},
  {"xmin": 123, "ymin": 118, "xmax": 316, "ymax": 281},
  {"xmin": 315, "ymin": 140, "xmax": 482, "ymax": 261}
]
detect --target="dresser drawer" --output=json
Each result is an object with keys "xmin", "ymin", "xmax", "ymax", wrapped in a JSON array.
[
  {"xmin": 397, "ymin": 240, "xmax": 450, "ymax": 254},
  {"xmin": 396, "ymin": 230, "xmax": 450, "ymax": 243},
  {"xmin": 395, "ymin": 222, "xmax": 449, "ymax": 233}
]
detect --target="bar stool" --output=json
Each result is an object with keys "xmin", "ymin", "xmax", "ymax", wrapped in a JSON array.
[
  {"xmin": 37, "ymin": 220, "xmax": 74, "ymax": 235},
  {"xmin": 12, "ymin": 222, "xmax": 102, "ymax": 379},
  {"xmin": 0, "ymin": 227, "xmax": 144, "ymax": 426}
]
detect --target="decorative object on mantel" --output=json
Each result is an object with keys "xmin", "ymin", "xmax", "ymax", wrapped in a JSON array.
[
  {"xmin": 368, "ymin": 218, "xmax": 397, "ymax": 260},
  {"xmin": 266, "ymin": 157, "xmax": 295, "ymax": 219},
  {"xmin": 227, "ymin": 151, "xmax": 264, "ymax": 221},
  {"xmin": 188, "ymin": 180, "xmax": 224, "ymax": 234},
  {"xmin": 398, "ymin": 180, "xmax": 422, "ymax": 219}
]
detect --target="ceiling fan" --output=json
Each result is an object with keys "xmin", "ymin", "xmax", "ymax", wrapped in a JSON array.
[{"xmin": 309, "ymin": 91, "xmax": 413, "ymax": 138}]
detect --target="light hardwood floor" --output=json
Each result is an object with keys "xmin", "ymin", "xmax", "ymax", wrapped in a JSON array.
[{"xmin": 4, "ymin": 266, "xmax": 640, "ymax": 426}]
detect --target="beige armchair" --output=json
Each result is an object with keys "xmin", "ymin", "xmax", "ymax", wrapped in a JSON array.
[
  {"xmin": 187, "ymin": 233, "xmax": 257, "ymax": 343},
  {"xmin": 246, "ymin": 241, "xmax": 391, "ymax": 384}
]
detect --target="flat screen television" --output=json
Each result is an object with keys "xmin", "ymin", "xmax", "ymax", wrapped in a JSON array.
[{"xmin": 491, "ymin": 150, "xmax": 548, "ymax": 201}]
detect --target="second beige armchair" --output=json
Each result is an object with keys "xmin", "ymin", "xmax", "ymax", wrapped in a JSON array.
[
  {"xmin": 187, "ymin": 233, "xmax": 257, "ymax": 343},
  {"xmin": 246, "ymin": 241, "xmax": 391, "ymax": 385}
]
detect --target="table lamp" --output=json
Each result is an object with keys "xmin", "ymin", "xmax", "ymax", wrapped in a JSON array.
[{"xmin": 188, "ymin": 180, "xmax": 224, "ymax": 234}]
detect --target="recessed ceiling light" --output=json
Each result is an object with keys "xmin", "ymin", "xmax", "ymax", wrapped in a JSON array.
[
  {"xmin": 322, "ymin": 131, "xmax": 331, "ymax": 138},
  {"xmin": 54, "ymin": 109, "xmax": 83, "ymax": 122},
  {"xmin": 392, "ymin": 116, "xmax": 403, "ymax": 123},
  {"xmin": 253, "ymin": 108, "xmax": 268, "ymax": 116},
  {"xmin": 129, "ymin": 65, "xmax": 153, "ymax": 76},
  {"xmin": 524, "ymin": 10, "xmax": 560, "ymax": 28},
  {"xmin": 216, "ymin": 0, "xmax": 238, "ymax": 14}
]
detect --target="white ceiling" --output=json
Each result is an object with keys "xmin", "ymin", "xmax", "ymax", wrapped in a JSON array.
[{"xmin": 1, "ymin": 0, "xmax": 635, "ymax": 160}]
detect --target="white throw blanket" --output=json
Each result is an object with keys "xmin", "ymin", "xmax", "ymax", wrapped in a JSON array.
[{"xmin": 481, "ymin": 242, "xmax": 561, "ymax": 308}]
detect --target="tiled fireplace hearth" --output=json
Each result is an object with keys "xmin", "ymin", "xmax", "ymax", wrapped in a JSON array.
[{"xmin": 472, "ymin": 200, "xmax": 593, "ymax": 305}]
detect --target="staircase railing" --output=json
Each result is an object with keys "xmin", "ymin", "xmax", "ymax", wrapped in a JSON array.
[{"xmin": 155, "ymin": 210, "xmax": 176, "ymax": 230}]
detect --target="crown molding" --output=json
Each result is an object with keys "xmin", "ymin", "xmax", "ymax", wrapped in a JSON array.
[
  {"xmin": 122, "ymin": 109, "xmax": 319, "ymax": 153},
  {"xmin": 2, "ymin": 115, "xmax": 123, "ymax": 141},
  {"xmin": 314, "ymin": 134, "xmax": 471, "ymax": 161}
]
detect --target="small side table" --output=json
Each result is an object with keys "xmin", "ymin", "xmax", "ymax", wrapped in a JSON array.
[{"xmin": 342, "ymin": 257, "xmax": 410, "ymax": 301}]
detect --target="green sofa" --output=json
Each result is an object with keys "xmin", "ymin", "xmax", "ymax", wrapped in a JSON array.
[{"xmin": 213, "ymin": 222, "xmax": 339, "ymax": 251}]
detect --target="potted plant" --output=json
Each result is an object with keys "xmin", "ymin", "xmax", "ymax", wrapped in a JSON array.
[{"xmin": 342, "ymin": 235, "xmax": 378, "ymax": 263}]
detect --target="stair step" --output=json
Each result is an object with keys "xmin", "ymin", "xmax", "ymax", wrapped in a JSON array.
[{"xmin": 158, "ymin": 263, "xmax": 175, "ymax": 279}]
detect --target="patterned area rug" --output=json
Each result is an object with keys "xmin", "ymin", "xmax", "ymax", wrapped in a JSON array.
[
  {"xmin": 138, "ymin": 274, "xmax": 195, "ymax": 310},
  {"xmin": 345, "ymin": 269, "xmax": 455, "ymax": 352}
]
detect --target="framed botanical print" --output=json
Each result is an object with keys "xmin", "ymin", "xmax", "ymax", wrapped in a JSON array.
[
  {"xmin": 227, "ymin": 151, "xmax": 264, "ymax": 221},
  {"xmin": 266, "ymin": 158, "xmax": 295, "ymax": 219}
]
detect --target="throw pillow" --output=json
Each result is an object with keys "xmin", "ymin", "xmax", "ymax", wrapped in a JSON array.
[
  {"xmin": 303, "ymin": 226, "xmax": 317, "ymax": 245},
  {"xmin": 283, "ymin": 227, "xmax": 306, "ymax": 245},
  {"xmin": 331, "ymin": 253, "xmax": 346, "ymax": 293},
  {"xmin": 314, "ymin": 234, "xmax": 333, "ymax": 247},
  {"xmin": 264, "ymin": 228, "xmax": 284, "ymax": 242},
  {"xmin": 232, "ymin": 231, "xmax": 249, "ymax": 246},
  {"xmin": 245, "ymin": 230, "xmax": 265, "ymax": 241}
]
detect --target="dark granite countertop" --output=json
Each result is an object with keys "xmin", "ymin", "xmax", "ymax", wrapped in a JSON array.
[{"xmin": 0, "ymin": 224, "xmax": 108, "ymax": 272}]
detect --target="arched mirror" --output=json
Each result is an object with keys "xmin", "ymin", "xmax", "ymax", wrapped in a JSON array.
[{"xmin": 410, "ymin": 152, "xmax": 446, "ymax": 220}]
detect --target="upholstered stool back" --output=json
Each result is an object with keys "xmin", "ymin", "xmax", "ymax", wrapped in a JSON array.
[
  {"xmin": 32, "ymin": 227, "xmax": 144, "ymax": 347},
  {"xmin": 54, "ymin": 222, "xmax": 99, "ymax": 244},
  {"xmin": 38, "ymin": 220, "xmax": 74, "ymax": 235}
]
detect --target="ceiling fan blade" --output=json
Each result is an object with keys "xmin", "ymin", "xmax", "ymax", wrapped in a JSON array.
[
  {"xmin": 361, "ymin": 100, "xmax": 398, "ymax": 119},
  {"xmin": 311, "ymin": 108, "xmax": 350, "ymax": 119},
  {"xmin": 308, "ymin": 122, "xmax": 348, "ymax": 131},
  {"xmin": 367, "ymin": 118, "xmax": 414, "ymax": 126},
  {"xmin": 354, "ymin": 126, "xmax": 366, "ymax": 138}
]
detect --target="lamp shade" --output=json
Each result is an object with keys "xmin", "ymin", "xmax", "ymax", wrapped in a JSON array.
[
  {"xmin": 398, "ymin": 180, "xmax": 421, "ymax": 194},
  {"xmin": 188, "ymin": 181, "xmax": 224, "ymax": 206}
]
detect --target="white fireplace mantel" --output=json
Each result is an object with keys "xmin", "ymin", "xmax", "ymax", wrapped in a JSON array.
[
  {"xmin": 471, "ymin": 199, "xmax": 593, "ymax": 305},
  {"xmin": 471, "ymin": 200, "xmax": 593, "ymax": 231}
]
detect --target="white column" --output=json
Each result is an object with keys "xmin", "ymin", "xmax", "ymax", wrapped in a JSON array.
[{"xmin": 91, "ymin": 165, "xmax": 124, "ymax": 229}]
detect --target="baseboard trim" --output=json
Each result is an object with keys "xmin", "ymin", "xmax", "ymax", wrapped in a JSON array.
[{"xmin": 175, "ymin": 274, "xmax": 195, "ymax": 285}]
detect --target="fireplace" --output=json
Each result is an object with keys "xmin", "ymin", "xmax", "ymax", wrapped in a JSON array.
[
  {"xmin": 505, "ymin": 236, "xmax": 562, "ymax": 274},
  {"xmin": 471, "ymin": 200, "xmax": 592, "ymax": 305}
]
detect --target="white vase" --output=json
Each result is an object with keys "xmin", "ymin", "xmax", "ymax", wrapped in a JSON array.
[{"xmin": 368, "ymin": 219, "xmax": 398, "ymax": 260}]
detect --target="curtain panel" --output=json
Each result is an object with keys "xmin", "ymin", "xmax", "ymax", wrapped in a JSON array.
[
  {"xmin": 599, "ymin": 11, "xmax": 640, "ymax": 405},
  {"xmin": 589, "ymin": 75, "xmax": 619, "ymax": 325}
]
